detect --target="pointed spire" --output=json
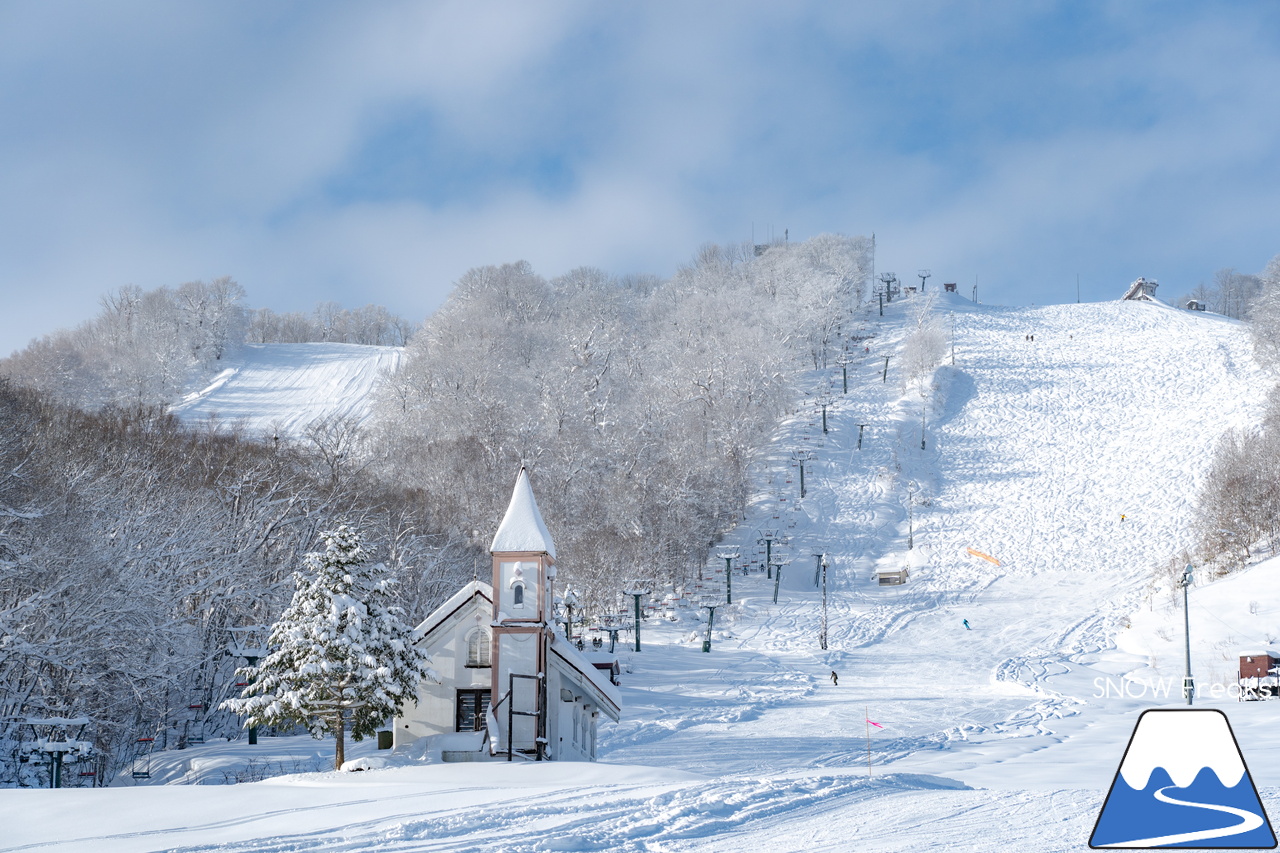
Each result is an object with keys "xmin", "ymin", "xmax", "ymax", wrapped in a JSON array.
[{"xmin": 490, "ymin": 467, "xmax": 556, "ymax": 559}]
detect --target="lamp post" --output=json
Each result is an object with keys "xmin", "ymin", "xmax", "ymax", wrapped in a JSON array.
[{"xmin": 1180, "ymin": 565, "xmax": 1195, "ymax": 705}]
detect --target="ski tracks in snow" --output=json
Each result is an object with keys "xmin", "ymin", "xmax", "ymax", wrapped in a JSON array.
[{"xmin": 658, "ymin": 296, "xmax": 1270, "ymax": 780}]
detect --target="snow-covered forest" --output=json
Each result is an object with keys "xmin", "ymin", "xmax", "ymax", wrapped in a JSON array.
[
  {"xmin": 1192, "ymin": 254, "xmax": 1280, "ymax": 570},
  {"xmin": 369, "ymin": 235, "xmax": 872, "ymax": 606},
  {"xmin": 0, "ymin": 382, "xmax": 465, "ymax": 786},
  {"xmin": 6, "ymin": 231, "xmax": 1280, "ymax": 798},
  {"xmin": 0, "ymin": 279, "xmax": 413, "ymax": 411},
  {"xmin": 0, "ymin": 233, "xmax": 871, "ymax": 786}
]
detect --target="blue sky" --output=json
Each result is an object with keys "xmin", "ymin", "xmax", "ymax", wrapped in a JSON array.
[{"xmin": 2, "ymin": 1, "xmax": 1278, "ymax": 356}]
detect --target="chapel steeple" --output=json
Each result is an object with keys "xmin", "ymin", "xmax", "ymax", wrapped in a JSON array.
[{"xmin": 489, "ymin": 466, "xmax": 555, "ymax": 758}]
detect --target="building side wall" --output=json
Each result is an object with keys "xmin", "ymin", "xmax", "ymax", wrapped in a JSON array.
[
  {"xmin": 494, "ymin": 629, "xmax": 540, "ymax": 751},
  {"xmin": 394, "ymin": 601, "xmax": 492, "ymax": 748},
  {"xmin": 1240, "ymin": 655, "xmax": 1278, "ymax": 679},
  {"xmin": 546, "ymin": 660, "xmax": 602, "ymax": 762}
]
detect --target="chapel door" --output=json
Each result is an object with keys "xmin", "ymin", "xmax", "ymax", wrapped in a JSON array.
[{"xmin": 455, "ymin": 689, "xmax": 491, "ymax": 732}]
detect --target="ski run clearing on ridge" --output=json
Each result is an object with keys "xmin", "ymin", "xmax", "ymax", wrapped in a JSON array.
[
  {"xmin": 11, "ymin": 291, "xmax": 1280, "ymax": 852},
  {"xmin": 171, "ymin": 342, "xmax": 402, "ymax": 438}
]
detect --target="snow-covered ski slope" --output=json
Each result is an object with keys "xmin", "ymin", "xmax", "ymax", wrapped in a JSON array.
[
  {"xmin": 11, "ymin": 293, "xmax": 1280, "ymax": 853},
  {"xmin": 171, "ymin": 342, "xmax": 401, "ymax": 438}
]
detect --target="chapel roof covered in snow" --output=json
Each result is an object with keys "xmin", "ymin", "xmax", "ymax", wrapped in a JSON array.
[
  {"xmin": 410, "ymin": 579, "xmax": 492, "ymax": 640},
  {"xmin": 490, "ymin": 467, "xmax": 556, "ymax": 559}
]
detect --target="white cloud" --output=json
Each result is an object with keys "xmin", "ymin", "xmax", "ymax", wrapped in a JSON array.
[{"xmin": 1, "ymin": 1, "xmax": 1279, "ymax": 356}]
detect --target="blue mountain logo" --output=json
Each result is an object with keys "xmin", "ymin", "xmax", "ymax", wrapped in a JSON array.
[{"xmin": 1091, "ymin": 709, "xmax": 1276, "ymax": 848}]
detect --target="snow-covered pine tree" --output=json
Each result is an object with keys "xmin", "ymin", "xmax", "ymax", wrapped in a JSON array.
[{"xmin": 221, "ymin": 525, "xmax": 430, "ymax": 769}]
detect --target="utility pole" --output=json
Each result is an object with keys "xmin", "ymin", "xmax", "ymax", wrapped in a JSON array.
[
  {"xmin": 907, "ymin": 491, "xmax": 914, "ymax": 550},
  {"xmin": 950, "ymin": 313, "xmax": 956, "ymax": 365},
  {"xmin": 1180, "ymin": 565, "xmax": 1195, "ymax": 705}
]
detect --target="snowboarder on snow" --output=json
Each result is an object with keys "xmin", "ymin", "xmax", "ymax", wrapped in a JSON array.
[
  {"xmin": 830, "ymin": 671, "xmax": 839, "ymax": 686},
  {"xmin": 963, "ymin": 619, "xmax": 971, "ymax": 630}
]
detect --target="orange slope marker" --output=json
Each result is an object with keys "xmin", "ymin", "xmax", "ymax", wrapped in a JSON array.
[{"xmin": 966, "ymin": 547, "xmax": 1001, "ymax": 566}]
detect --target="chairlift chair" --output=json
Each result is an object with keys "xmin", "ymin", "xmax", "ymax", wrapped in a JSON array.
[{"xmin": 131, "ymin": 737, "xmax": 155, "ymax": 780}]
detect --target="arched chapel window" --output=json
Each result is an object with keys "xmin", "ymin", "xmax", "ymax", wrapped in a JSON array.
[{"xmin": 466, "ymin": 629, "xmax": 490, "ymax": 668}]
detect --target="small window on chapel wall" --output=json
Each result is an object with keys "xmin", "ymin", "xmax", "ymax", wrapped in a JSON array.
[
  {"xmin": 511, "ymin": 581, "xmax": 526, "ymax": 608},
  {"xmin": 466, "ymin": 629, "xmax": 491, "ymax": 668}
]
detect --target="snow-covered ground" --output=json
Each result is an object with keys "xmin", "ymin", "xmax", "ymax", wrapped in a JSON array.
[
  {"xmin": 170, "ymin": 342, "xmax": 401, "ymax": 438},
  {"xmin": 9, "ymin": 293, "xmax": 1280, "ymax": 852}
]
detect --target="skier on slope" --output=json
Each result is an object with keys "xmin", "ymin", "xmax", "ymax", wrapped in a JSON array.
[
  {"xmin": 963, "ymin": 619, "xmax": 971, "ymax": 630},
  {"xmin": 831, "ymin": 671, "xmax": 839, "ymax": 686}
]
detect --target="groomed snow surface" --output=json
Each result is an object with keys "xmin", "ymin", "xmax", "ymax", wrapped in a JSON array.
[
  {"xmin": 171, "ymin": 342, "xmax": 401, "ymax": 438},
  {"xmin": 10, "ymin": 293, "xmax": 1280, "ymax": 852}
]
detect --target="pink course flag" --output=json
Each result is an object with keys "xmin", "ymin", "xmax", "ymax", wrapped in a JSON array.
[{"xmin": 866, "ymin": 718, "xmax": 883, "ymax": 729}]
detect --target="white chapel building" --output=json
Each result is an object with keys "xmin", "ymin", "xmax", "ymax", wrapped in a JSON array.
[{"xmin": 394, "ymin": 468, "xmax": 621, "ymax": 761}]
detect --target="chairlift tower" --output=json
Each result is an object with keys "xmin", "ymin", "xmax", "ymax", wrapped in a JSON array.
[
  {"xmin": 20, "ymin": 717, "xmax": 93, "ymax": 789},
  {"xmin": 918, "ymin": 269, "xmax": 931, "ymax": 292},
  {"xmin": 759, "ymin": 529, "xmax": 779, "ymax": 580},
  {"xmin": 717, "ymin": 548, "xmax": 739, "ymax": 605},
  {"xmin": 700, "ymin": 599, "xmax": 718, "ymax": 652},
  {"xmin": 623, "ymin": 584, "xmax": 650, "ymax": 652},
  {"xmin": 878, "ymin": 273, "xmax": 898, "ymax": 304},
  {"xmin": 819, "ymin": 554, "xmax": 829, "ymax": 650},
  {"xmin": 791, "ymin": 449, "xmax": 816, "ymax": 499},
  {"xmin": 228, "ymin": 626, "xmax": 270, "ymax": 745}
]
